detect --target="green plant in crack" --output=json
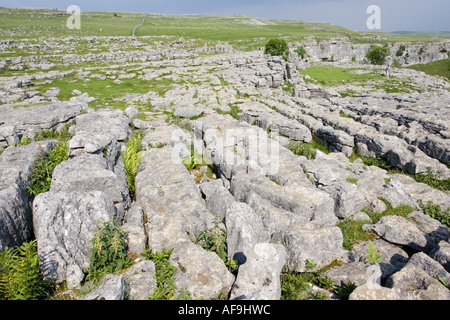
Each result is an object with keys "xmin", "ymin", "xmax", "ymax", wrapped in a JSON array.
[
  {"xmin": 28, "ymin": 140, "xmax": 69, "ymax": 197},
  {"xmin": 122, "ymin": 132, "xmax": 144, "ymax": 200},
  {"xmin": 142, "ymin": 248, "xmax": 192, "ymax": 300},
  {"xmin": 281, "ymin": 259, "xmax": 334, "ymax": 300},
  {"xmin": 418, "ymin": 200, "xmax": 450, "ymax": 228},
  {"xmin": 333, "ymin": 280, "xmax": 357, "ymax": 300},
  {"xmin": 366, "ymin": 241, "xmax": 382, "ymax": 264},
  {"xmin": 194, "ymin": 216, "xmax": 238, "ymax": 275},
  {"xmin": 86, "ymin": 219, "xmax": 132, "ymax": 282}
]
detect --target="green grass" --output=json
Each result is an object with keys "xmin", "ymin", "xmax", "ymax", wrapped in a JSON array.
[
  {"xmin": 33, "ymin": 72, "xmax": 177, "ymax": 110},
  {"xmin": 289, "ymin": 139, "xmax": 330, "ymax": 160},
  {"xmin": 363, "ymin": 197, "xmax": 415, "ymax": 223},
  {"xmin": 405, "ymin": 58, "xmax": 450, "ymax": 80},
  {"xmin": 281, "ymin": 260, "xmax": 334, "ymax": 300},
  {"xmin": 337, "ymin": 219, "xmax": 376, "ymax": 251},
  {"xmin": 338, "ymin": 197, "xmax": 415, "ymax": 251},
  {"xmin": 299, "ymin": 66, "xmax": 383, "ymax": 87},
  {"xmin": 300, "ymin": 65, "xmax": 422, "ymax": 94}
]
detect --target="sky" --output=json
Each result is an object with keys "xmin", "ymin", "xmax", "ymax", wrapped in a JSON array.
[{"xmin": 2, "ymin": 0, "xmax": 450, "ymax": 32}]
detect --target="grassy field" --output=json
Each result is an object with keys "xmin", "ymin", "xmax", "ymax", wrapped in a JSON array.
[
  {"xmin": 299, "ymin": 66, "xmax": 383, "ymax": 86},
  {"xmin": 405, "ymin": 58, "xmax": 450, "ymax": 80},
  {"xmin": 299, "ymin": 65, "xmax": 425, "ymax": 94},
  {"xmin": 1, "ymin": 7, "xmax": 449, "ymax": 50}
]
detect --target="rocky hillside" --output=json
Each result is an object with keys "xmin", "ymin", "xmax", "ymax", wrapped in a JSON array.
[{"xmin": 1, "ymin": 34, "xmax": 449, "ymax": 300}]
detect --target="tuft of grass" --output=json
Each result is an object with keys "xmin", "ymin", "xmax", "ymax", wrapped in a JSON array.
[
  {"xmin": 215, "ymin": 104, "xmax": 242, "ymax": 121},
  {"xmin": 338, "ymin": 197, "xmax": 414, "ymax": 251},
  {"xmin": 33, "ymin": 124, "xmax": 73, "ymax": 142},
  {"xmin": 362, "ymin": 197, "xmax": 415, "ymax": 223},
  {"xmin": 281, "ymin": 260, "xmax": 334, "ymax": 300},
  {"xmin": 289, "ymin": 138, "xmax": 330, "ymax": 160},
  {"xmin": 337, "ymin": 219, "xmax": 376, "ymax": 251}
]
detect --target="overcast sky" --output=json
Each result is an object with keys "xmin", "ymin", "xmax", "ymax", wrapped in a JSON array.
[{"xmin": 3, "ymin": 0, "xmax": 450, "ymax": 32}]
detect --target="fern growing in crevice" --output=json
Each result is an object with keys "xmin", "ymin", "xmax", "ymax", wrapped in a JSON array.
[
  {"xmin": 121, "ymin": 132, "xmax": 144, "ymax": 201},
  {"xmin": 28, "ymin": 140, "xmax": 69, "ymax": 198},
  {"xmin": 0, "ymin": 239, "xmax": 53, "ymax": 300}
]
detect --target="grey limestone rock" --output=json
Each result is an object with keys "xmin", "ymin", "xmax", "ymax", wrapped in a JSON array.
[
  {"xmin": 81, "ymin": 275, "xmax": 124, "ymax": 300},
  {"xmin": 122, "ymin": 260, "xmax": 157, "ymax": 300},
  {"xmin": 230, "ymin": 243, "xmax": 287, "ymax": 300},
  {"xmin": 0, "ymin": 140, "xmax": 58, "ymax": 250},
  {"xmin": 33, "ymin": 191, "xmax": 120, "ymax": 288},
  {"xmin": 225, "ymin": 202, "xmax": 271, "ymax": 264},
  {"xmin": 169, "ymin": 241, "xmax": 235, "ymax": 300},
  {"xmin": 364, "ymin": 215, "xmax": 437, "ymax": 254}
]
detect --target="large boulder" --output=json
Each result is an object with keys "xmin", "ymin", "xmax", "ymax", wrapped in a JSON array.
[
  {"xmin": 284, "ymin": 225, "xmax": 344, "ymax": 272},
  {"xmin": 386, "ymin": 265, "xmax": 450, "ymax": 300},
  {"xmin": 136, "ymin": 146, "xmax": 215, "ymax": 252},
  {"xmin": 169, "ymin": 242, "xmax": 235, "ymax": 299},
  {"xmin": 364, "ymin": 215, "xmax": 438, "ymax": 254},
  {"xmin": 68, "ymin": 109, "xmax": 131, "ymax": 156},
  {"xmin": 225, "ymin": 202, "xmax": 271, "ymax": 264},
  {"xmin": 230, "ymin": 243, "xmax": 287, "ymax": 300},
  {"xmin": 122, "ymin": 260, "xmax": 157, "ymax": 300},
  {"xmin": 231, "ymin": 172, "xmax": 338, "ymax": 228},
  {"xmin": 50, "ymin": 153, "xmax": 130, "ymax": 218},
  {"xmin": 33, "ymin": 191, "xmax": 120, "ymax": 288}
]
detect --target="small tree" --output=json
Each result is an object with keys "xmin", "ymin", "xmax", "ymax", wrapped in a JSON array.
[
  {"xmin": 295, "ymin": 46, "xmax": 308, "ymax": 60},
  {"xmin": 265, "ymin": 39, "xmax": 289, "ymax": 61},
  {"xmin": 366, "ymin": 45, "xmax": 389, "ymax": 65}
]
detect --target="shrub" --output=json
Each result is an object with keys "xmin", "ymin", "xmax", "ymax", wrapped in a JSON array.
[
  {"xmin": 122, "ymin": 132, "xmax": 144, "ymax": 200},
  {"xmin": 295, "ymin": 46, "xmax": 308, "ymax": 60},
  {"xmin": 86, "ymin": 219, "xmax": 132, "ymax": 281},
  {"xmin": 0, "ymin": 239, "xmax": 53, "ymax": 300},
  {"xmin": 396, "ymin": 45, "xmax": 406, "ymax": 57},
  {"xmin": 366, "ymin": 45, "xmax": 390, "ymax": 65},
  {"xmin": 265, "ymin": 39, "xmax": 289, "ymax": 61}
]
